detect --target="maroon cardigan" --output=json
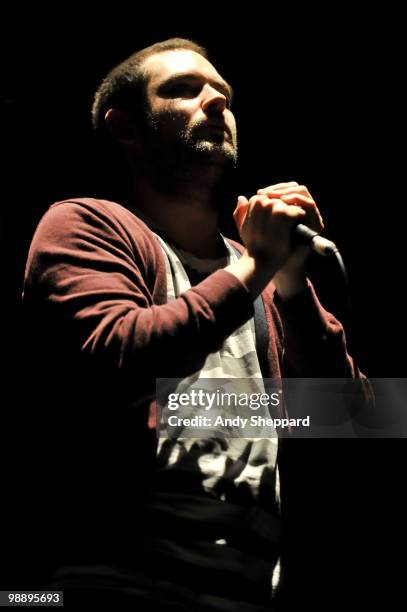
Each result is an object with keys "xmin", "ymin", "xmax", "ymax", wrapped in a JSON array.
[{"xmin": 21, "ymin": 197, "xmax": 365, "ymax": 573}]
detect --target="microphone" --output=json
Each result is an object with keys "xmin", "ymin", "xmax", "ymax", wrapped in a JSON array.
[{"xmin": 294, "ymin": 223, "xmax": 338, "ymax": 257}]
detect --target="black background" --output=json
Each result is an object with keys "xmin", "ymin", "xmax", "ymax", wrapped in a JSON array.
[{"xmin": 2, "ymin": 5, "xmax": 406, "ymax": 609}]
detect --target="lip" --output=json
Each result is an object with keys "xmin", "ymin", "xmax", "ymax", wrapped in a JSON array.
[
  {"xmin": 197, "ymin": 123, "xmax": 230, "ymax": 137},
  {"xmin": 201, "ymin": 124, "xmax": 226, "ymax": 131}
]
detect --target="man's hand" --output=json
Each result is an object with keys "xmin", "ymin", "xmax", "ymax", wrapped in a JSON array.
[{"xmin": 233, "ymin": 181, "xmax": 324, "ymax": 299}]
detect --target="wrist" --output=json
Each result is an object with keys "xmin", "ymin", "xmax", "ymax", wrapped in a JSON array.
[
  {"xmin": 273, "ymin": 268, "xmax": 307, "ymax": 301},
  {"xmin": 225, "ymin": 251, "xmax": 278, "ymax": 299}
]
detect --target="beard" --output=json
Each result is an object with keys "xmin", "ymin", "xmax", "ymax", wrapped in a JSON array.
[
  {"xmin": 177, "ymin": 119, "xmax": 238, "ymax": 168},
  {"xmin": 140, "ymin": 109, "xmax": 238, "ymax": 176}
]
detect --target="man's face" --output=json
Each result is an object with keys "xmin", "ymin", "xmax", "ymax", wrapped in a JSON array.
[{"xmin": 140, "ymin": 49, "xmax": 238, "ymax": 167}]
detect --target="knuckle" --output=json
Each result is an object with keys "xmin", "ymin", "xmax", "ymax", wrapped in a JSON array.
[{"xmin": 272, "ymin": 201, "xmax": 288, "ymax": 214}]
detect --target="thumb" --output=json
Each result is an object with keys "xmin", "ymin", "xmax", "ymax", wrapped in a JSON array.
[{"xmin": 233, "ymin": 195, "xmax": 249, "ymax": 232}]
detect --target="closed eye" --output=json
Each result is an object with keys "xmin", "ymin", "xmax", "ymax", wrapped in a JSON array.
[
  {"xmin": 157, "ymin": 76, "xmax": 233, "ymax": 108},
  {"xmin": 169, "ymin": 83, "xmax": 232, "ymax": 108},
  {"xmin": 166, "ymin": 83, "xmax": 201, "ymax": 98}
]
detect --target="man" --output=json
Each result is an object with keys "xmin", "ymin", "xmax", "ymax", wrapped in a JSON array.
[{"xmin": 22, "ymin": 38, "xmax": 367, "ymax": 610}]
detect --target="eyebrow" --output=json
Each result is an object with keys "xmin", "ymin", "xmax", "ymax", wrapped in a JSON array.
[{"xmin": 156, "ymin": 72, "xmax": 234, "ymax": 102}]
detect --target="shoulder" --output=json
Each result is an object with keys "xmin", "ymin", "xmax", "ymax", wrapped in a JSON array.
[
  {"xmin": 28, "ymin": 197, "xmax": 166, "ymax": 279},
  {"xmin": 47, "ymin": 197, "xmax": 153, "ymax": 238},
  {"xmin": 39, "ymin": 197, "xmax": 160, "ymax": 251}
]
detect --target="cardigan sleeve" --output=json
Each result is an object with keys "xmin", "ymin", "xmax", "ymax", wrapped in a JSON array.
[
  {"xmin": 23, "ymin": 201, "xmax": 254, "ymax": 387},
  {"xmin": 273, "ymin": 280, "xmax": 365, "ymax": 379}
]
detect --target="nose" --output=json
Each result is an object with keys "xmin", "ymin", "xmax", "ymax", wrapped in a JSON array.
[{"xmin": 201, "ymin": 84, "xmax": 227, "ymax": 114}]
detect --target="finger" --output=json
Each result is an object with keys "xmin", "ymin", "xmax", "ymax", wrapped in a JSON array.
[
  {"xmin": 257, "ymin": 181, "xmax": 299, "ymax": 194},
  {"xmin": 280, "ymin": 194, "xmax": 316, "ymax": 207},
  {"xmin": 238, "ymin": 195, "xmax": 249, "ymax": 205},
  {"xmin": 280, "ymin": 194, "xmax": 324, "ymax": 231},
  {"xmin": 250, "ymin": 198, "xmax": 306, "ymax": 222},
  {"xmin": 233, "ymin": 195, "xmax": 250, "ymax": 232},
  {"xmin": 270, "ymin": 201, "xmax": 307, "ymax": 220},
  {"xmin": 250, "ymin": 196, "xmax": 306, "ymax": 219},
  {"xmin": 258, "ymin": 184, "xmax": 311, "ymax": 197},
  {"xmin": 247, "ymin": 194, "xmax": 270, "ymax": 214}
]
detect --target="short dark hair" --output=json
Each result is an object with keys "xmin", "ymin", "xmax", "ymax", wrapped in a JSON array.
[{"xmin": 91, "ymin": 38, "xmax": 208, "ymax": 134}]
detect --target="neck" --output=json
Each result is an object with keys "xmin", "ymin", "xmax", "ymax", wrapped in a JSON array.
[{"xmin": 132, "ymin": 165, "xmax": 225, "ymax": 258}]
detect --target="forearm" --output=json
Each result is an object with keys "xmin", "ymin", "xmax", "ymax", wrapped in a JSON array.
[{"xmin": 78, "ymin": 268, "xmax": 254, "ymax": 379}]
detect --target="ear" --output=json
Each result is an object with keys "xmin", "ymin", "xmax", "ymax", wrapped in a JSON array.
[{"xmin": 104, "ymin": 108, "xmax": 139, "ymax": 145}]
